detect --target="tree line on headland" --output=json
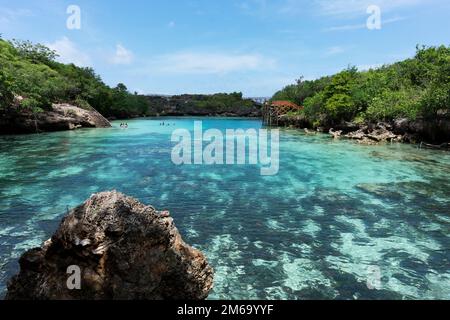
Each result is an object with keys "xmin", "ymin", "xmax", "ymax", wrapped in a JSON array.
[
  {"xmin": 0, "ymin": 37, "xmax": 255, "ymax": 120},
  {"xmin": 271, "ymin": 45, "xmax": 450, "ymax": 129},
  {"xmin": 0, "ymin": 37, "xmax": 149, "ymax": 118},
  {"xmin": 1, "ymin": 36, "xmax": 449, "ymax": 141}
]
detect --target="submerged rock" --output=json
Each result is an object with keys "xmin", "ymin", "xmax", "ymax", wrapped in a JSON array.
[{"xmin": 6, "ymin": 191, "xmax": 214, "ymax": 300}]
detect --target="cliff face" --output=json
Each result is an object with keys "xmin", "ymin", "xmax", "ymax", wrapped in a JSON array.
[
  {"xmin": 0, "ymin": 103, "xmax": 111, "ymax": 135},
  {"xmin": 392, "ymin": 117, "xmax": 450, "ymax": 143},
  {"xmin": 6, "ymin": 191, "xmax": 214, "ymax": 300},
  {"xmin": 145, "ymin": 94, "xmax": 262, "ymax": 117},
  {"xmin": 276, "ymin": 114, "xmax": 450, "ymax": 144}
]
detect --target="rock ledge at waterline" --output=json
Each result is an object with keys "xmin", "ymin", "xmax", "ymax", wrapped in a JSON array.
[
  {"xmin": 0, "ymin": 102, "xmax": 111, "ymax": 135},
  {"xmin": 6, "ymin": 191, "xmax": 214, "ymax": 300}
]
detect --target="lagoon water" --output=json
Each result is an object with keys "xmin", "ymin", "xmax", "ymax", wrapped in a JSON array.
[{"xmin": 0, "ymin": 118, "xmax": 449, "ymax": 299}]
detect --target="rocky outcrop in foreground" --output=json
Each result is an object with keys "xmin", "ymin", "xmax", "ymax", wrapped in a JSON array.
[
  {"xmin": 0, "ymin": 103, "xmax": 111, "ymax": 135},
  {"xmin": 6, "ymin": 191, "xmax": 214, "ymax": 300}
]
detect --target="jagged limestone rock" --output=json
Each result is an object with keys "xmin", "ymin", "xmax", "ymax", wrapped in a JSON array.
[
  {"xmin": 0, "ymin": 103, "xmax": 111, "ymax": 135},
  {"xmin": 6, "ymin": 191, "xmax": 214, "ymax": 300}
]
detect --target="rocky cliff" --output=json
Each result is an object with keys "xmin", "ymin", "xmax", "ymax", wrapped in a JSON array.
[
  {"xmin": 6, "ymin": 191, "xmax": 214, "ymax": 300},
  {"xmin": 0, "ymin": 103, "xmax": 111, "ymax": 135},
  {"xmin": 277, "ymin": 114, "xmax": 450, "ymax": 144}
]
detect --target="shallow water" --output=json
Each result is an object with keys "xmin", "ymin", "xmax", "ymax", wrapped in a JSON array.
[{"xmin": 0, "ymin": 117, "xmax": 449, "ymax": 299}]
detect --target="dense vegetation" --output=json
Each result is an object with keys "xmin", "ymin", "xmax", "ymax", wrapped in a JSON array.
[
  {"xmin": 272, "ymin": 46, "xmax": 450, "ymax": 127},
  {"xmin": 193, "ymin": 92, "xmax": 255, "ymax": 110},
  {"xmin": 0, "ymin": 38, "xmax": 257, "ymax": 120},
  {"xmin": 0, "ymin": 37, "xmax": 149, "ymax": 118},
  {"xmin": 143, "ymin": 93, "xmax": 258, "ymax": 116}
]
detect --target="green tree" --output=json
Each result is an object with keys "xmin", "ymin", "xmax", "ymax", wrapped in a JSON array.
[
  {"xmin": 10, "ymin": 39, "xmax": 58, "ymax": 65},
  {"xmin": 0, "ymin": 66, "xmax": 14, "ymax": 110},
  {"xmin": 303, "ymin": 91, "xmax": 326, "ymax": 126},
  {"xmin": 365, "ymin": 88, "xmax": 422, "ymax": 121},
  {"xmin": 322, "ymin": 68, "xmax": 358, "ymax": 123}
]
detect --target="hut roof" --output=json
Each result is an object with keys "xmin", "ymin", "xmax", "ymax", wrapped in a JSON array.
[{"xmin": 270, "ymin": 100, "xmax": 302, "ymax": 109}]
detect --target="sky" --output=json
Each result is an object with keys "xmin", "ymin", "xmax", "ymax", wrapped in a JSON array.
[{"xmin": 0, "ymin": 0, "xmax": 449, "ymax": 97}]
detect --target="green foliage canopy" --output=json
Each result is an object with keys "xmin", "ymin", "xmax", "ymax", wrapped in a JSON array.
[
  {"xmin": 272, "ymin": 45, "xmax": 450, "ymax": 126},
  {"xmin": 0, "ymin": 38, "xmax": 150, "ymax": 117}
]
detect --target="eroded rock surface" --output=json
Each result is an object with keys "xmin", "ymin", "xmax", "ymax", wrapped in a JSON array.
[
  {"xmin": 0, "ymin": 103, "xmax": 111, "ymax": 135},
  {"xmin": 6, "ymin": 191, "xmax": 214, "ymax": 300},
  {"xmin": 336, "ymin": 123, "xmax": 403, "ymax": 145}
]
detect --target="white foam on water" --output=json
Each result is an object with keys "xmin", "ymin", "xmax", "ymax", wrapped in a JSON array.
[
  {"xmin": 281, "ymin": 254, "xmax": 337, "ymax": 296},
  {"xmin": 301, "ymin": 219, "xmax": 322, "ymax": 237}
]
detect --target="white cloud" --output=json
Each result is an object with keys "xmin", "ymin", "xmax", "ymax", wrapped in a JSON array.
[
  {"xmin": 357, "ymin": 63, "xmax": 383, "ymax": 71},
  {"xmin": 237, "ymin": 0, "xmax": 268, "ymax": 15},
  {"xmin": 46, "ymin": 37, "xmax": 91, "ymax": 67},
  {"xmin": 151, "ymin": 51, "xmax": 276, "ymax": 75},
  {"xmin": 315, "ymin": 0, "xmax": 423, "ymax": 17},
  {"xmin": 110, "ymin": 44, "xmax": 134, "ymax": 65},
  {"xmin": 0, "ymin": 7, "xmax": 33, "ymax": 21},
  {"xmin": 324, "ymin": 16, "xmax": 407, "ymax": 32},
  {"xmin": 325, "ymin": 22, "xmax": 367, "ymax": 32},
  {"xmin": 278, "ymin": 0, "xmax": 311, "ymax": 15},
  {"xmin": 325, "ymin": 46, "xmax": 345, "ymax": 56},
  {"xmin": 0, "ymin": 7, "xmax": 33, "ymax": 27},
  {"xmin": 238, "ymin": 0, "xmax": 425, "ymax": 19},
  {"xmin": 238, "ymin": 0, "xmax": 306, "ymax": 18}
]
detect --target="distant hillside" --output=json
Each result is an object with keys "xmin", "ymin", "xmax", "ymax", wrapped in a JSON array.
[{"xmin": 145, "ymin": 93, "xmax": 262, "ymax": 117}]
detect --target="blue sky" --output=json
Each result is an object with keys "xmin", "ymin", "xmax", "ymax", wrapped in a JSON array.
[{"xmin": 1, "ymin": 0, "xmax": 449, "ymax": 97}]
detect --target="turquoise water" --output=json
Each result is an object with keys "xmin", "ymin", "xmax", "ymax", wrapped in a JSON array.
[{"xmin": 0, "ymin": 117, "xmax": 449, "ymax": 299}]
